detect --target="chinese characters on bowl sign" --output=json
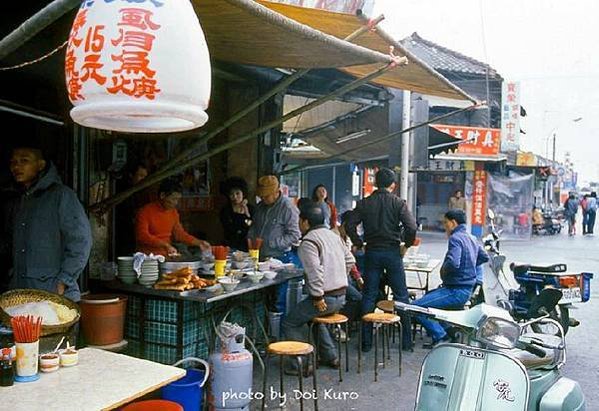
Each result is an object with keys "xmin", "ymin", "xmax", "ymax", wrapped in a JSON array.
[
  {"xmin": 66, "ymin": 1, "xmax": 163, "ymax": 102},
  {"xmin": 65, "ymin": 0, "xmax": 212, "ymax": 133},
  {"xmin": 430, "ymin": 125, "xmax": 500, "ymax": 157}
]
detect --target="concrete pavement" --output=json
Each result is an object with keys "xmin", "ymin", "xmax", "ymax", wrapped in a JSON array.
[{"xmin": 254, "ymin": 230, "xmax": 599, "ymax": 410}]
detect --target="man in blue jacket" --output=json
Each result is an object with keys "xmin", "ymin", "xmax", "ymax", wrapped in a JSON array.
[
  {"xmin": 413, "ymin": 209, "xmax": 489, "ymax": 347},
  {"xmin": 6, "ymin": 147, "xmax": 92, "ymax": 302}
]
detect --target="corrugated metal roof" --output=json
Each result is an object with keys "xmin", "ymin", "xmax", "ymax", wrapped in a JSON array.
[{"xmin": 401, "ymin": 32, "xmax": 496, "ymax": 77}]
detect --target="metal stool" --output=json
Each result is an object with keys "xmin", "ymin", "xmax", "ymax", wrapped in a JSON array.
[
  {"xmin": 376, "ymin": 300, "xmax": 397, "ymax": 343},
  {"xmin": 261, "ymin": 341, "xmax": 318, "ymax": 411},
  {"xmin": 309, "ymin": 313, "xmax": 349, "ymax": 382},
  {"xmin": 359, "ymin": 313, "xmax": 402, "ymax": 382}
]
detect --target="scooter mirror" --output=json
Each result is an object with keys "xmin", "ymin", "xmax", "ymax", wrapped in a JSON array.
[{"xmin": 488, "ymin": 209, "xmax": 495, "ymax": 220}]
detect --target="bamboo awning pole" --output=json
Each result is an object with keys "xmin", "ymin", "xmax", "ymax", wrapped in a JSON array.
[
  {"xmin": 0, "ymin": 0, "xmax": 80, "ymax": 61},
  {"xmin": 156, "ymin": 14, "xmax": 386, "ymax": 174},
  {"xmin": 280, "ymin": 102, "xmax": 485, "ymax": 175},
  {"xmin": 91, "ymin": 14, "xmax": 386, "ymax": 212},
  {"xmin": 91, "ymin": 58, "xmax": 405, "ymax": 214}
]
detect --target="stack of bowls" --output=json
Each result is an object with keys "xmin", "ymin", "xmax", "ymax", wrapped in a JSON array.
[
  {"xmin": 139, "ymin": 260, "xmax": 160, "ymax": 287},
  {"xmin": 117, "ymin": 257, "xmax": 137, "ymax": 284}
]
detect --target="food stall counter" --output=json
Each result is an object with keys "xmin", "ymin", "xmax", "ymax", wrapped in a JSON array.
[{"xmin": 102, "ymin": 269, "xmax": 303, "ymax": 303}]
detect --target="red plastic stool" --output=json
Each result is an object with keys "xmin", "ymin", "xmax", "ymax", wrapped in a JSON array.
[{"xmin": 122, "ymin": 399, "xmax": 183, "ymax": 411}]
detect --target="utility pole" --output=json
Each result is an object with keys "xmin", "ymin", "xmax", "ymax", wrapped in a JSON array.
[
  {"xmin": 552, "ymin": 131, "xmax": 556, "ymax": 164},
  {"xmin": 400, "ymin": 90, "xmax": 410, "ymax": 200}
]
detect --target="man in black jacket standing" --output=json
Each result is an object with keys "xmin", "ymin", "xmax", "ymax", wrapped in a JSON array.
[{"xmin": 347, "ymin": 168, "xmax": 418, "ymax": 351}]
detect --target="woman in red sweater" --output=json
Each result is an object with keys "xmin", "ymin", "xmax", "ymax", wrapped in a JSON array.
[{"xmin": 135, "ymin": 179, "xmax": 210, "ymax": 256}]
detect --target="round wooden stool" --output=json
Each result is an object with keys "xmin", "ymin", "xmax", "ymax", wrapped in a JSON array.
[
  {"xmin": 376, "ymin": 300, "xmax": 399, "ymax": 344},
  {"xmin": 261, "ymin": 341, "xmax": 318, "ymax": 411},
  {"xmin": 359, "ymin": 313, "xmax": 402, "ymax": 382},
  {"xmin": 309, "ymin": 313, "xmax": 349, "ymax": 382}
]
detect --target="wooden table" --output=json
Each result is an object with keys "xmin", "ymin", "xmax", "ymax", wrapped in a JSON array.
[
  {"xmin": 3, "ymin": 348, "xmax": 185, "ymax": 411},
  {"xmin": 404, "ymin": 259, "xmax": 442, "ymax": 294}
]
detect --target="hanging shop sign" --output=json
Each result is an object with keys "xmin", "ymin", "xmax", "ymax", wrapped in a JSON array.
[
  {"xmin": 471, "ymin": 164, "xmax": 488, "ymax": 226},
  {"xmin": 516, "ymin": 152, "xmax": 538, "ymax": 167},
  {"xmin": 431, "ymin": 125, "xmax": 500, "ymax": 157},
  {"xmin": 500, "ymin": 81, "xmax": 521, "ymax": 152},
  {"xmin": 428, "ymin": 159, "xmax": 475, "ymax": 172},
  {"xmin": 65, "ymin": 0, "xmax": 211, "ymax": 133}
]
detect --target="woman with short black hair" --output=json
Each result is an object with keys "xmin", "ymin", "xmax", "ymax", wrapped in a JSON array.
[{"xmin": 219, "ymin": 177, "xmax": 254, "ymax": 251}]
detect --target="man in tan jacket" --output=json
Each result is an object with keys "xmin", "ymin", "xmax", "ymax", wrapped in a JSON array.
[{"xmin": 281, "ymin": 202, "xmax": 355, "ymax": 375}]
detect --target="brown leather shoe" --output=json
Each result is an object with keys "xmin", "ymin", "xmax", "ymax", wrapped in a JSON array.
[
  {"xmin": 284, "ymin": 364, "xmax": 314, "ymax": 377},
  {"xmin": 319, "ymin": 358, "xmax": 340, "ymax": 369}
]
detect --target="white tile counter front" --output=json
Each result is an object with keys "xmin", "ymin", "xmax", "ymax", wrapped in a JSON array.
[{"xmin": 3, "ymin": 348, "xmax": 186, "ymax": 411}]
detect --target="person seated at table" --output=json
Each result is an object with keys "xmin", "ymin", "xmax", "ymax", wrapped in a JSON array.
[
  {"xmin": 282, "ymin": 203, "xmax": 355, "ymax": 375},
  {"xmin": 135, "ymin": 179, "xmax": 210, "ymax": 256},
  {"xmin": 412, "ymin": 209, "xmax": 489, "ymax": 348}
]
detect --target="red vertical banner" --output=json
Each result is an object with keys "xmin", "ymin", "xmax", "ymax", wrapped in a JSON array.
[
  {"xmin": 362, "ymin": 167, "xmax": 377, "ymax": 197},
  {"xmin": 471, "ymin": 163, "xmax": 488, "ymax": 226}
]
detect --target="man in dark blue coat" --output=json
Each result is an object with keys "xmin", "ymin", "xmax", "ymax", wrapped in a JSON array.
[
  {"xmin": 413, "ymin": 209, "xmax": 489, "ymax": 347},
  {"xmin": 6, "ymin": 147, "xmax": 92, "ymax": 302}
]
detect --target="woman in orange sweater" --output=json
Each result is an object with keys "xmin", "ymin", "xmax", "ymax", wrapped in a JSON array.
[{"xmin": 135, "ymin": 179, "xmax": 210, "ymax": 256}]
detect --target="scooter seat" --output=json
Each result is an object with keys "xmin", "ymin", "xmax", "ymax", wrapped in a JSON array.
[
  {"xmin": 510, "ymin": 262, "xmax": 567, "ymax": 274},
  {"xmin": 504, "ymin": 333, "xmax": 562, "ymax": 370}
]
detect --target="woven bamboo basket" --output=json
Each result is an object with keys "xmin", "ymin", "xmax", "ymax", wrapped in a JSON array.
[{"xmin": 0, "ymin": 289, "xmax": 80, "ymax": 337}]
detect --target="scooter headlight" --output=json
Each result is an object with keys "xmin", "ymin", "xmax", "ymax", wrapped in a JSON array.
[{"xmin": 476, "ymin": 317, "xmax": 520, "ymax": 349}]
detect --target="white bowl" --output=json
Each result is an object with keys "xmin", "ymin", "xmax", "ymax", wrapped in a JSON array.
[
  {"xmin": 262, "ymin": 271, "xmax": 277, "ymax": 280},
  {"xmin": 232, "ymin": 260, "xmax": 250, "ymax": 269},
  {"xmin": 218, "ymin": 277, "xmax": 240, "ymax": 292},
  {"xmin": 245, "ymin": 272, "xmax": 264, "ymax": 283}
]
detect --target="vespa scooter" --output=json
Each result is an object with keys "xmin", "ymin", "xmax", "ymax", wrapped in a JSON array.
[{"xmin": 396, "ymin": 290, "xmax": 585, "ymax": 410}]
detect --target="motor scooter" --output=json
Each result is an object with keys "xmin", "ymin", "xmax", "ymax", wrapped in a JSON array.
[
  {"xmin": 396, "ymin": 290, "xmax": 586, "ymax": 410},
  {"xmin": 533, "ymin": 212, "xmax": 562, "ymax": 236},
  {"xmin": 480, "ymin": 209, "xmax": 593, "ymax": 334}
]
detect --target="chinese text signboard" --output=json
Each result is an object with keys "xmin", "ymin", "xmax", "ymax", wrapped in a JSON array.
[
  {"xmin": 471, "ymin": 164, "xmax": 488, "ymax": 226},
  {"xmin": 66, "ymin": 0, "xmax": 164, "ymax": 103},
  {"xmin": 431, "ymin": 124, "xmax": 500, "ymax": 157},
  {"xmin": 501, "ymin": 81, "xmax": 521, "ymax": 152},
  {"xmin": 428, "ymin": 159, "xmax": 475, "ymax": 172}
]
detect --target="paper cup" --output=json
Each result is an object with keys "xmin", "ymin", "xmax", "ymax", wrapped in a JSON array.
[
  {"xmin": 215, "ymin": 260, "xmax": 226, "ymax": 277},
  {"xmin": 16, "ymin": 340, "xmax": 39, "ymax": 377}
]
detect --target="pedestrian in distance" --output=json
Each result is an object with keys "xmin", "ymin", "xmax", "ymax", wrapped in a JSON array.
[
  {"xmin": 580, "ymin": 194, "xmax": 589, "ymax": 235},
  {"xmin": 586, "ymin": 192, "xmax": 597, "ymax": 235},
  {"xmin": 564, "ymin": 193, "xmax": 579, "ymax": 236}
]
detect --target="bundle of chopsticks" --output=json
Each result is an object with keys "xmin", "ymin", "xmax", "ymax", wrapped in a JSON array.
[
  {"xmin": 212, "ymin": 246, "xmax": 229, "ymax": 260},
  {"xmin": 11, "ymin": 315, "xmax": 42, "ymax": 343},
  {"xmin": 247, "ymin": 238, "xmax": 263, "ymax": 250}
]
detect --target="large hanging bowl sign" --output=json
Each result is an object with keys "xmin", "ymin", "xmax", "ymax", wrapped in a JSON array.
[{"xmin": 65, "ymin": 0, "xmax": 211, "ymax": 133}]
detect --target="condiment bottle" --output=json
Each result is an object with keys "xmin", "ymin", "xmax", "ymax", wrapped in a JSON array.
[{"xmin": 0, "ymin": 348, "xmax": 14, "ymax": 387}]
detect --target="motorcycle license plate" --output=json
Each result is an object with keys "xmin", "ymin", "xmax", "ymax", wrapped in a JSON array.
[{"xmin": 559, "ymin": 287, "xmax": 582, "ymax": 304}]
